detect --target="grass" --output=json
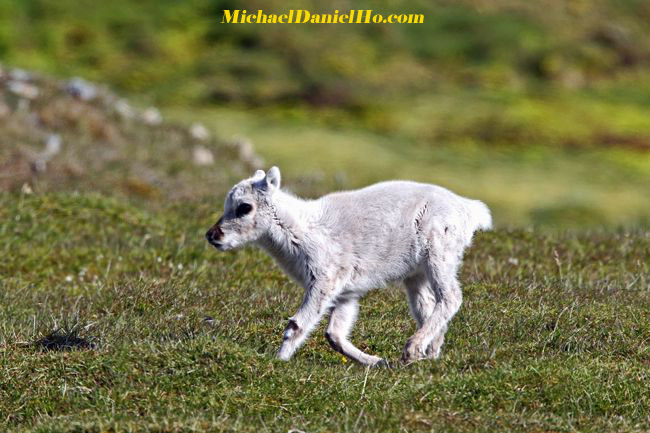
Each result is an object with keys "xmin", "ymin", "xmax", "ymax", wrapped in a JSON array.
[
  {"xmin": 1, "ymin": 62, "xmax": 649, "ymax": 432},
  {"xmin": 2, "ymin": 2, "xmax": 650, "ymax": 429},
  {"xmin": 1, "ymin": 192, "xmax": 648, "ymax": 432},
  {"xmin": 5, "ymin": 0, "xmax": 650, "ymax": 108},
  {"xmin": 169, "ymin": 102, "xmax": 650, "ymax": 227}
]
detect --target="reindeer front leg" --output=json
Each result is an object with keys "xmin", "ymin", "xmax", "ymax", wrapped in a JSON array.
[{"xmin": 277, "ymin": 280, "xmax": 334, "ymax": 361}]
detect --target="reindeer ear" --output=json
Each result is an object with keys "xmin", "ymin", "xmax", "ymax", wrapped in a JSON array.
[{"xmin": 265, "ymin": 166, "xmax": 281, "ymax": 190}]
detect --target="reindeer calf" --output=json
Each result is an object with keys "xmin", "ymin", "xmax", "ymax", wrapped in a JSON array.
[{"xmin": 206, "ymin": 167, "xmax": 491, "ymax": 365}]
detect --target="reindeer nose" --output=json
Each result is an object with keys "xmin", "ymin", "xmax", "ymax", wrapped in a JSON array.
[{"xmin": 205, "ymin": 224, "xmax": 224, "ymax": 243}]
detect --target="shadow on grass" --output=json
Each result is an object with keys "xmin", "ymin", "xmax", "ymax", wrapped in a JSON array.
[{"xmin": 34, "ymin": 329, "xmax": 95, "ymax": 351}]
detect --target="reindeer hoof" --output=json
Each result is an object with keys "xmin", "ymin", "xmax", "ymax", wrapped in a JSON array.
[
  {"xmin": 374, "ymin": 358, "xmax": 392, "ymax": 369},
  {"xmin": 402, "ymin": 339, "xmax": 426, "ymax": 364}
]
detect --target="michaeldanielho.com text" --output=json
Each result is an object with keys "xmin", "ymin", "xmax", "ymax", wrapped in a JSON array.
[{"xmin": 222, "ymin": 10, "xmax": 424, "ymax": 24}]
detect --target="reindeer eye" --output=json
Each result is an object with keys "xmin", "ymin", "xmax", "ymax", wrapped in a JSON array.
[{"xmin": 235, "ymin": 203, "xmax": 253, "ymax": 217}]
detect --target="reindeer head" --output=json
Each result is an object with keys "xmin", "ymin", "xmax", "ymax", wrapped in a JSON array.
[{"xmin": 205, "ymin": 167, "xmax": 281, "ymax": 251}]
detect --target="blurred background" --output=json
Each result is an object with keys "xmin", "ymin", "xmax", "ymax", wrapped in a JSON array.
[{"xmin": 1, "ymin": 0, "xmax": 649, "ymax": 227}]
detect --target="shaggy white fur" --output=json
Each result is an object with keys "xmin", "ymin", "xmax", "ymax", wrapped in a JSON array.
[{"xmin": 206, "ymin": 167, "xmax": 492, "ymax": 365}]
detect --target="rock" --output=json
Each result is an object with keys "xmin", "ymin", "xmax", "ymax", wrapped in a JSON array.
[
  {"xmin": 192, "ymin": 145, "xmax": 215, "ymax": 166},
  {"xmin": 31, "ymin": 134, "xmax": 63, "ymax": 174},
  {"xmin": 44, "ymin": 134, "xmax": 62, "ymax": 158},
  {"xmin": 65, "ymin": 77, "xmax": 98, "ymax": 101},
  {"xmin": 9, "ymin": 68, "xmax": 31, "ymax": 81},
  {"xmin": 21, "ymin": 183, "xmax": 33, "ymax": 195},
  {"xmin": 233, "ymin": 137, "xmax": 264, "ymax": 167},
  {"xmin": 190, "ymin": 123, "xmax": 209, "ymax": 141},
  {"xmin": 142, "ymin": 107, "xmax": 162, "ymax": 125},
  {"xmin": 31, "ymin": 158, "xmax": 47, "ymax": 173},
  {"xmin": 236, "ymin": 138, "xmax": 255, "ymax": 160},
  {"xmin": 114, "ymin": 99, "xmax": 135, "ymax": 119},
  {"xmin": 7, "ymin": 81, "xmax": 39, "ymax": 99}
]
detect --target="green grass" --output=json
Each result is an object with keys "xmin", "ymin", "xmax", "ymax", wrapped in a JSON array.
[
  {"xmin": 2, "ymin": 3, "xmax": 650, "ymax": 430},
  {"xmin": 169, "ymin": 103, "xmax": 650, "ymax": 227},
  {"xmin": 1, "ymin": 192, "xmax": 648, "ymax": 432},
  {"xmin": 4, "ymin": 0, "xmax": 650, "ymax": 108}
]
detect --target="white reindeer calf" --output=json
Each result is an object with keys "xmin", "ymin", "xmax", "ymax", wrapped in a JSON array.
[{"xmin": 206, "ymin": 167, "xmax": 491, "ymax": 365}]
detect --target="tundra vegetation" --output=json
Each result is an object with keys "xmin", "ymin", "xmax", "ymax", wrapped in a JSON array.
[
  {"xmin": 0, "ymin": 75, "xmax": 648, "ymax": 429},
  {"xmin": 1, "ymin": 0, "xmax": 649, "ymax": 431}
]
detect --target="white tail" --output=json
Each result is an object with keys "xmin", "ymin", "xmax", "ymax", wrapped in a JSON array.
[{"xmin": 466, "ymin": 199, "xmax": 493, "ymax": 231}]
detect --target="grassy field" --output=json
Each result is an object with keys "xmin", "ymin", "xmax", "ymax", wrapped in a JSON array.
[
  {"xmin": 1, "ymin": 66, "xmax": 649, "ymax": 432},
  {"xmin": 2, "ymin": 3, "xmax": 650, "ymax": 429},
  {"xmin": 1, "ymin": 193, "xmax": 649, "ymax": 432},
  {"xmin": 170, "ymin": 103, "xmax": 650, "ymax": 227},
  {"xmin": 5, "ymin": 0, "xmax": 650, "ymax": 109}
]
